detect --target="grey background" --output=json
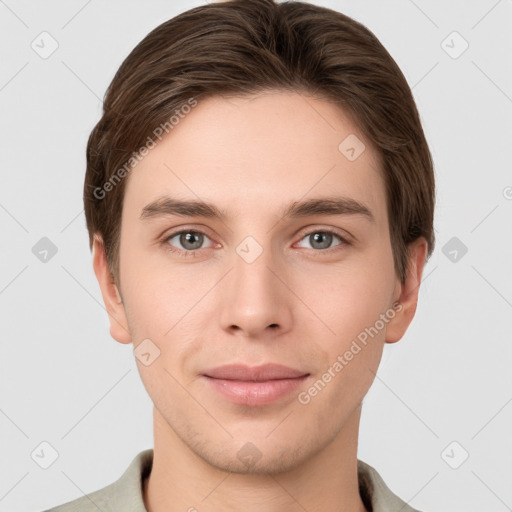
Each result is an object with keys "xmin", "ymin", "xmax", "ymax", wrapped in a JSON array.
[{"xmin": 1, "ymin": 1, "xmax": 511, "ymax": 511}]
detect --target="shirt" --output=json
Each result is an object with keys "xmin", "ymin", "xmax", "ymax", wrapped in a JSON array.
[{"xmin": 43, "ymin": 449, "xmax": 422, "ymax": 512}]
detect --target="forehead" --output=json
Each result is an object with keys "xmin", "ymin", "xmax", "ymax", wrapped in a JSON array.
[{"xmin": 123, "ymin": 90, "xmax": 387, "ymax": 226}]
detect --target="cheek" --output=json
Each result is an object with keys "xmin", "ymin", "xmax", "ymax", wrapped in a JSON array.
[
  {"xmin": 120, "ymin": 244, "xmax": 198, "ymax": 332},
  {"xmin": 307, "ymin": 260, "xmax": 394, "ymax": 336},
  {"xmin": 301, "ymin": 271, "xmax": 391, "ymax": 413},
  {"xmin": 296, "ymin": 254, "xmax": 395, "ymax": 393}
]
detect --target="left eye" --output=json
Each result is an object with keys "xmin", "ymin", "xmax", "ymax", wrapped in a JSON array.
[{"xmin": 296, "ymin": 230, "xmax": 344, "ymax": 250}]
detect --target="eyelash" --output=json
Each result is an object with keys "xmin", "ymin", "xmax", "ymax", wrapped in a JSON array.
[{"xmin": 160, "ymin": 227, "xmax": 351, "ymax": 258}]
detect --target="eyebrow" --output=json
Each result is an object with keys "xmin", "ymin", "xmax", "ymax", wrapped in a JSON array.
[{"xmin": 140, "ymin": 195, "xmax": 374, "ymax": 223}]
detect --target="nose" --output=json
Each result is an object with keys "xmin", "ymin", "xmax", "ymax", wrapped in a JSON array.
[{"xmin": 218, "ymin": 242, "xmax": 293, "ymax": 338}]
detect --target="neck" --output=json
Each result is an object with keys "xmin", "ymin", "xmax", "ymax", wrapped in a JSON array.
[{"xmin": 143, "ymin": 405, "xmax": 368, "ymax": 512}]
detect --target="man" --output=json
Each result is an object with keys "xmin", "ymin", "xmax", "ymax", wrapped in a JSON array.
[{"xmin": 46, "ymin": 0, "xmax": 435, "ymax": 510}]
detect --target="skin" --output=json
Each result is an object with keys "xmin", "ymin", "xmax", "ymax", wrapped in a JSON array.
[{"xmin": 93, "ymin": 90, "xmax": 427, "ymax": 512}]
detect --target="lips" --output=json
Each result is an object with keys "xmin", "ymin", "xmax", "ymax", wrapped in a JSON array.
[
  {"xmin": 203, "ymin": 363, "xmax": 309, "ymax": 381},
  {"xmin": 202, "ymin": 363, "xmax": 310, "ymax": 406}
]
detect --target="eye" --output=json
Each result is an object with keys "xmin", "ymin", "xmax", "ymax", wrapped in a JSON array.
[
  {"xmin": 296, "ymin": 229, "xmax": 348, "ymax": 251},
  {"xmin": 163, "ymin": 229, "xmax": 215, "ymax": 255},
  {"xmin": 161, "ymin": 227, "xmax": 350, "ymax": 258}
]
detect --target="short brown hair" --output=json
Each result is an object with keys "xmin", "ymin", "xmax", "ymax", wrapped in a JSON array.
[{"xmin": 84, "ymin": 0, "xmax": 435, "ymax": 285}]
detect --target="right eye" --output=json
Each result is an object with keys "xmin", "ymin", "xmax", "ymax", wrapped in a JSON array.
[{"xmin": 163, "ymin": 229, "xmax": 216, "ymax": 256}]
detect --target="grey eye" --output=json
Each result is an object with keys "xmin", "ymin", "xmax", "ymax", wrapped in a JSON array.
[
  {"xmin": 298, "ymin": 231, "xmax": 342, "ymax": 250},
  {"xmin": 167, "ymin": 231, "xmax": 208, "ymax": 251}
]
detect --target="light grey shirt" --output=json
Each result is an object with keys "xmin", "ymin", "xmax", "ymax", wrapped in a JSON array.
[{"xmin": 44, "ymin": 449, "xmax": 422, "ymax": 512}]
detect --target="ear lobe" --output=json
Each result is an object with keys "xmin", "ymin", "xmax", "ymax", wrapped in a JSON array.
[
  {"xmin": 385, "ymin": 237, "xmax": 428, "ymax": 344},
  {"xmin": 92, "ymin": 234, "xmax": 132, "ymax": 345}
]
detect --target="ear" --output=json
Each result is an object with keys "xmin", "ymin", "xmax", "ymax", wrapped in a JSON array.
[
  {"xmin": 92, "ymin": 234, "xmax": 132, "ymax": 344},
  {"xmin": 385, "ymin": 237, "xmax": 428, "ymax": 344}
]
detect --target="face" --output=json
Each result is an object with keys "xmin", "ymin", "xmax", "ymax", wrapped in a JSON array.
[{"xmin": 95, "ymin": 90, "xmax": 425, "ymax": 475}]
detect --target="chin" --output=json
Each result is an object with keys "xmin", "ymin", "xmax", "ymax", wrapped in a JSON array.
[{"xmin": 190, "ymin": 436, "xmax": 313, "ymax": 476}]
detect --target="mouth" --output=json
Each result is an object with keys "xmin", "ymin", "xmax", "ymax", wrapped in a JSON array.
[{"xmin": 202, "ymin": 363, "xmax": 310, "ymax": 406}]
